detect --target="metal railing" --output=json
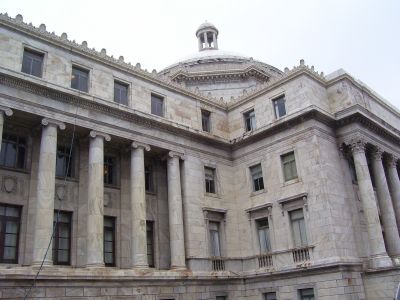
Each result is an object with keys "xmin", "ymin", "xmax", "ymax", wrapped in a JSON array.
[{"xmin": 211, "ymin": 257, "xmax": 225, "ymax": 271}]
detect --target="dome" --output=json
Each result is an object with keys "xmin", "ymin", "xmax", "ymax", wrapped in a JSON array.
[{"xmin": 196, "ymin": 21, "xmax": 218, "ymax": 36}]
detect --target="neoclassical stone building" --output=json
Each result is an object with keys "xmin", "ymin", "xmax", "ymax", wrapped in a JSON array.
[{"xmin": 0, "ymin": 14, "xmax": 399, "ymax": 300}]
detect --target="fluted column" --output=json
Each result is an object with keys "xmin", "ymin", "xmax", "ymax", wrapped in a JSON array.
[
  {"xmin": 167, "ymin": 151, "xmax": 186, "ymax": 269},
  {"xmin": 387, "ymin": 155, "xmax": 400, "ymax": 230},
  {"xmin": 371, "ymin": 148, "xmax": 400, "ymax": 256},
  {"xmin": 130, "ymin": 141, "xmax": 151, "ymax": 268},
  {"xmin": 86, "ymin": 130, "xmax": 111, "ymax": 267},
  {"xmin": 32, "ymin": 118, "xmax": 65, "ymax": 266},
  {"xmin": 350, "ymin": 140, "xmax": 392, "ymax": 268},
  {"xmin": 0, "ymin": 106, "xmax": 13, "ymax": 153}
]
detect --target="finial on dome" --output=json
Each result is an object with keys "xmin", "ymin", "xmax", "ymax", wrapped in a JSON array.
[{"xmin": 196, "ymin": 21, "xmax": 219, "ymax": 51}]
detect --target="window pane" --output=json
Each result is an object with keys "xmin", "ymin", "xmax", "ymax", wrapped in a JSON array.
[
  {"xmin": 58, "ymin": 250, "xmax": 69, "ymax": 262},
  {"xmin": 274, "ymin": 96, "xmax": 286, "ymax": 118},
  {"xmin": 22, "ymin": 49, "xmax": 43, "ymax": 77},
  {"xmin": 71, "ymin": 67, "xmax": 89, "ymax": 92},
  {"xmin": 5, "ymin": 221, "xmax": 18, "ymax": 234},
  {"xmin": 6, "ymin": 207, "xmax": 20, "ymax": 217},
  {"xmin": 114, "ymin": 82, "xmax": 128, "ymax": 105},
  {"xmin": 4, "ymin": 143, "xmax": 16, "ymax": 167},
  {"xmin": 3, "ymin": 246, "xmax": 16, "ymax": 260},
  {"xmin": 209, "ymin": 222, "xmax": 221, "ymax": 257},
  {"xmin": 58, "ymin": 238, "xmax": 69, "ymax": 250},
  {"xmin": 105, "ymin": 241, "xmax": 113, "ymax": 252},
  {"xmin": 264, "ymin": 292, "xmax": 277, "ymax": 300},
  {"xmin": 151, "ymin": 94, "xmax": 164, "ymax": 116},
  {"xmin": 202, "ymin": 110, "xmax": 211, "ymax": 132},
  {"xmin": 105, "ymin": 252, "xmax": 113, "ymax": 264},
  {"xmin": 5, "ymin": 234, "xmax": 17, "ymax": 247}
]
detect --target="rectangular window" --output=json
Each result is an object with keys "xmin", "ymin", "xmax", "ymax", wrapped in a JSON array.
[
  {"xmin": 243, "ymin": 109, "xmax": 256, "ymax": 131},
  {"xmin": 205, "ymin": 167, "xmax": 216, "ymax": 194},
  {"xmin": 21, "ymin": 48, "xmax": 44, "ymax": 77},
  {"xmin": 250, "ymin": 164, "xmax": 264, "ymax": 192},
  {"xmin": 299, "ymin": 288, "xmax": 315, "ymax": 300},
  {"xmin": 209, "ymin": 221, "xmax": 221, "ymax": 257},
  {"xmin": 281, "ymin": 151, "xmax": 298, "ymax": 181},
  {"xmin": 145, "ymin": 165, "xmax": 154, "ymax": 192},
  {"xmin": 273, "ymin": 95, "xmax": 286, "ymax": 118},
  {"xmin": 0, "ymin": 133, "xmax": 26, "ymax": 169},
  {"xmin": 257, "ymin": 218, "xmax": 271, "ymax": 253},
  {"xmin": 114, "ymin": 81, "xmax": 128, "ymax": 105},
  {"xmin": 290, "ymin": 209, "xmax": 308, "ymax": 247},
  {"xmin": 56, "ymin": 145, "xmax": 74, "ymax": 178},
  {"xmin": 104, "ymin": 155, "xmax": 116, "ymax": 185},
  {"xmin": 264, "ymin": 292, "xmax": 277, "ymax": 300},
  {"xmin": 53, "ymin": 211, "xmax": 71, "ymax": 265},
  {"xmin": 146, "ymin": 221, "xmax": 155, "ymax": 267},
  {"xmin": 0, "ymin": 205, "xmax": 21, "ymax": 263},
  {"xmin": 104, "ymin": 216, "xmax": 115, "ymax": 266},
  {"xmin": 151, "ymin": 94, "xmax": 164, "ymax": 117},
  {"xmin": 201, "ymin": 110, "xmax": 211, "ymax": 132},
  {"xmin": 71, "ymin": 66, "xmax": 89, "ymax": 92}
]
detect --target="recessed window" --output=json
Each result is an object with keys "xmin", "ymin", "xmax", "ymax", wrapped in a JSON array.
[
  {"xmin": 273, "ymin": 95, "xmax": 286, "ymax": 118},
  {"xmin": 0, "ymin": 205, "xmax": 21, "ymax": 264},
  {"xmin": 299, "ymin": 288, "xmax": 315, "ymax": 300},
  {"xmin": 53, "ymin": 211, "xmax": 71, "ymax": 265},
  {"xmin": 0, "ymin": 133, "xmax": 26, "ymax": 169},
  {"xmin": 205, "ymin": 167, "xmax": 216, "ymax": 194},
  {"xmin": 21, "ymin": 48, "xmax": 44, "ymax": 77},
  {"xmin": 209, "ymin": 221, "xmax": 221, "ymax": 257},
  {"xmin": 250, "ymin": 164, "xmax": 264, "ymax": 192},
  {"xmin": 257, "ymin": 218, "xmax": 271, "ymax": 253},
  {"xmin": 281, "ymin": 151, "xmax": 298, "ymax": 181},
  {"xmin": 201, "ymin": 110, "xmax": 211, "ymax": 132},
  {"xmin": 146, "ymin": 221, "xmax": 155, "ymax": 267},
  {"xmin": 104, "ymin": 216, "xmax": 115, "ymax": 266},
  {"xmin": 104, "ymin": 155, "xmax": 116, "ymax": 185},
  {"xmin": 71, "ymin": 66, "xmax": 89, "ymax": 92},
  {"xmin": 151, "ymin": 94, "xmax": 164, "ymax": 117},
  {"xmin": 243, "ymin": 109, "xmax": 256, "ymax": 132},
  {"xmin": 290, "ymin": 209, "xmax": 308, "ymax": 247},
  {"xmin": 145, "ymin": 165, "xmax": 154, "ymax": 192},
  {"xmin": 264, "ymin": 292, "xmax": 277, "ymax": 300},
  {"xmin": 114, "ymin": 81, "xmax": 128, "ymax": 105},
  {"xmin": 56, "ymin": 145, "xmax": 74, "ymax": 178}
]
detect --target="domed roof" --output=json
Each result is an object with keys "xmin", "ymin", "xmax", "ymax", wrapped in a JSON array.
[{"xmin": 196, "ymin": 21, "xmax": 218, "ymax": 36}]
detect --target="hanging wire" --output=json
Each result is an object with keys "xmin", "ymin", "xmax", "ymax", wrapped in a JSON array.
[{"xmin": 24, "ymin": 108, "xmax": 78, "ymax": 299}]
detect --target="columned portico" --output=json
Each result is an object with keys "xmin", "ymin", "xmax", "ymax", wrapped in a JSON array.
[
  {"xmin": 32, "ymin": 118, "xmax": 65, "ymax": 266},
  {"xmin": 387, "ymin": 155, "xmax": 400, "ymax": 230},
  {"xmin": 371, "ymin": 148, "xmax": 400, "ymax": 257},
  {"xmin": 349, "ymin": 139, "xmax": 392, "ymax": 268},
  {"xmin": 166, "ymin": 151, "xmax": 186, "ymax": 269},
  {"xmin": 0, "ymin": 106, "xmax": 13, "ymax": 153},
  {"xmin": 86, "ymin": 130, "xmax": 111, "ymax": 267},
  {"xmin": 130, "ymin": 141, "xmax": 151, "ymax": 268}
]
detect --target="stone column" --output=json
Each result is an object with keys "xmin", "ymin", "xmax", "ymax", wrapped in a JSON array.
[
  {"xmin": 32, "ymin": 118, "xmax": 65, "ymax": 266},
  {"xmin": 86, "ymin": 130, "xmax": 111, "ymax": 267},
  {"xmin": 371, "ymin": 148, "xmax": 400, "ymax": 256},
  {"xmin": 0, "ymin": 106, "xmax": 13, "ymax": 153},
  {"xmin": 213, "ymin": 32, "xmax": 218, "ymax": 49},
  {"xmin": 130, "ymin": 141, "xmax": 151, "ymax": 268},
  {"xmin": 350, "ymin": 140, "xmax": 392, "ymax": 268},
  {"xmin": 167, "ymin": 151, "xmax": 186, "ymax": 269},
  {"xmin": 387, "ymin": 155, "xmax": 400, "ymax": 230},
  {"xmin": 203, "ymin": 32, "xmax": 208, "ymax": 48}
]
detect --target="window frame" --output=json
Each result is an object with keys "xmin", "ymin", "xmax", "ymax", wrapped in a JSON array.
[
  {"xmin": 0, "ymin": 204, "xmax": 21, "ymax": 264},
  {"xmin": 298, "ymin": 288, "xmax": 315, "ymax": 300},
  {"xmin": 71, "ymin": 65, "xmax": 90, "ymax": 93},
  {"xmin": 204, "ymin": 166, "xmax": 217, "ymax": 194},
  {"xmin": 272, "ymin": 95, "xmax": 287, "ymax": 119},
  {"xmin": 281, "ymin": 151, "xmax": 298, "ymax": 182},
  {"xmin": 250, "ymin": 163, "xmax": 264, "ymax": 192},
  {"xmin": 114, "ymin": 80, "xmax": 129, "ymax": 105},
  {"xmin": 104, "ymin": 155, "xmax": 117, "ymax": 186},
  {"xmin": 151, "ymin": 93, "xmax": 165, "ymax": 117},
  {"xmin": 146, "ymin": 220, "xmax": 155, "ymax": 268},
  {"xmin": 0, "ymin": 133, "xmax": 27, "ymax": 170},
  {"xmin": 21, "ymin": 47, "xmax": 45, "ymax": 78},
  {"xmin": 263, "ymin": 292, "xmax": 277, "ymax": 300},
  {"xmin": 290, "ymin": 208, "xmax": 308, "ymax": 248},
  {"xmin": 209, "ymin": 221, "xmax": 222, "ymax": 257},
  {"xmin": 55, "ymin": 144, "xmax": 75, "ymax": 178},
  {"xmin": 256, "ymin": 218, "xmax": 272, "ymax": 254},
  {"xmin": 52, "ymin": 210, "xmax": 72, "ymax": 265},
  {"xmin": 201, "ymin": 109, "xmax": 211, "ymax": 132},
  {"xmin": 145, "ymin": 163, "xmax": 155, "ymax": 193},
  {"xmin": 243, "ymin": 109, "xmax": 256, "ymax": 132},
  {"xmin": 104, "ymin": 216, "xmax": 116, "ymax": 267}
]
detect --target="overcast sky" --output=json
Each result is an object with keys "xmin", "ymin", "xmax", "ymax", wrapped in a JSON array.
[{"xmin": 2, "ymin": 0, "xmax": 400, "ymax": 109}]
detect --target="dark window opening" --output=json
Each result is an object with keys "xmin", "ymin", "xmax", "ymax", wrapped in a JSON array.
[
  {"xmin": 151, "ymin": 94, "xmax": 164, "ymax": 117},
  {"xmin": 104, "ymin": 216, "xmax": 116, "ymax": 266},
  {"xmin": 114, "ymin": 81, "xmax": 128, "ymax": 105},
  {"xmin": 273, "ymin": 95, "xmax": 286, "ymax": 118},
  {"xmin": 0, "ymin": 204, "xmax": 21, "ymax": 264},
  {"xmin": 145, "ymin": 165, "xmax": 154, "ymax": 192},
  {"xmin": 53, "ymin": 211, "xmax": 71, "ymax": 265},
  {"xmin": 201, "ymin": 110, "xmax": 211, "ymax": 132},
  {"xmin": 21, "ymin": 48, "xmax": 44, "ymax": 77},
  {"xmin": 146, "ymin": 221, "xmax": 155, "ymax": 267},
  {"xmin": 0, "ymin": 133, "xmax": 26, "ymax": 169},
  {"xmin": 104, "ymin": 155, "xmax": 116, "ymax": 185},
  {"xmin": 244, "ymin": 109, "xmax": 256, "ymax": 132},
  {"xmin": 71, "ymin": 66, "xmax": 89, "ymax": 92},
  {"xmin": 250, "ymin": 164, "xmax": 264, "ymax": 191},
  {"xmin": 205, "ymin": 167, "xmax": 216, "ymax": 194},
  {"xmin": 56, "ymin": 145, "xmax": 74, "ymax": 178}
]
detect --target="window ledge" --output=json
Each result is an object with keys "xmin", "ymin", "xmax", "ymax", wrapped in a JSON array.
[
  {"xmin": 205, "ymin": 192, "xmax": 221, "ymax": 199},
  {"xmin": 0, "ymin": 166, "xmax": 30, "ymax": 174},
  {"xmin": 281, "ymin": 177, "xmax": 301, "ymax": 187},
  {"xmin": 250, "ymin": 189, "xmax": 266, "ymax": 197}
]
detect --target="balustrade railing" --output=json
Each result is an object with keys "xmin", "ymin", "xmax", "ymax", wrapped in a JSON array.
[
  {"xmin": 292, "ymin": 246, "xmax": 311, "ymax": 263},
  {"xmin": 211, "ymin": 257, "xmax": 225, "ymax": 271},
  {"xmin": 258, "ymin": 253, "xmax": 273, "ymax": 268}
]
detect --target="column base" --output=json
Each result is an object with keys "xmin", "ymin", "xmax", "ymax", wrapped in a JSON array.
[{"xmin": 368, "ymin": 253, "xmax": 393, "ymax": 269}]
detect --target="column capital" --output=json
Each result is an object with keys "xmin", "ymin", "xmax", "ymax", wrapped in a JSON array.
[
  {"xmin": 386, "ymin": 154, "xmax": 399, "ymax": 169},
  {"xmin": 131, "ymin": 141, "xmax": 151, "ymax": 151},
  {"xmin": 349, "ymin": 139, "xmax": 366, "ymax": 154},
  {"xmin": 89, "ymin": 130, "xmax": 111, "ymax": 141},
  {"xmin": 371, "ymin": 147, "xmax": 384, "ymax": 161},
  {"xmin": 41, "ymin": 118, "xmax": 66, "ymax": 130},
  {"xmin": 0, "ymin": 106, "xmax": 13, "ymax": 117},
  {"xmin": 167, "ymin": 150, "xmax": 185, "ymax": 160}
]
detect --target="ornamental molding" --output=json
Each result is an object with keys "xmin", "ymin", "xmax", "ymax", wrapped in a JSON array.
[
  {"xmin": 131, "ymin": 141, "xmax": 151, "ymax": 151},
  {"xmin": 89, "ymin": 130, "xmax": 111, "ymax": 141},
  {"xmin": 167, "ymin": 150, "xmax": 185, "ymax": 160},
  {"xmin": 41, "ymin": 118, "xmax": 66, "ymax": 130}
]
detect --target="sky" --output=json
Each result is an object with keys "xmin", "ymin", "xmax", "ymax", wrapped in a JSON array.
[{"xmin": 2, "ymin": 0, "xmax": 400, "ymax": 109}]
